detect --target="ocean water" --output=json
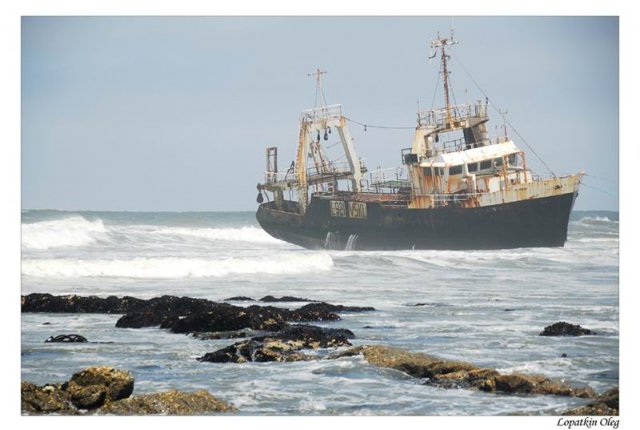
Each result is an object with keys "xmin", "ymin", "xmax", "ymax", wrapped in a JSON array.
[{"xmin": 20, "ymin": 209, "xmax": 619, "ymax": 415}]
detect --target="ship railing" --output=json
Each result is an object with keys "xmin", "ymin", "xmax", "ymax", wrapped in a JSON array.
[
  {"xmin": 265, "ymin": 171, "xmax": 295, "ymax": 183},
  {"xmin": 412, "ymin": 191, "xmax": 487, "ymax": 207},
  {"xmin": 301, "ymin": 104, "xmax": 343, "ymax": 122},
  {"xmin": 264, "ymin": 159, "xmax": 355, "ymax": 183},
  {"xmin": 418, "ymin": 102, "xmax": 488, "ymax": 129},
  {"xmin": 426, "ymin": 136, "xmax": 511, "ymax": 158},
  {"xmin": 305, "ymin": 161, "xmax": 354, "ymax": 178},
  {"xmin": 402, "ymin": 136, "xmax": 512, "ymax": 162},
  {"xmin": 368, "ymin": 166, "xmax": 406, "ymax": 184}
]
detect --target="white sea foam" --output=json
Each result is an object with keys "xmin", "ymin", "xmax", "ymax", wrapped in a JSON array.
[
  {"xmin": 21, "ymin": 253, "xmax": 333, "ymax": 279},
  {"xmin": 150, "ymin": 226, "xmax": 281, "ymax": 244},
  {"xmin": 21, "ymin": 216, "xmax": 108, "ymax": 250},
  {"xmin": 576, "ymin": 216, "xmax": 618, "ymax": 225}
]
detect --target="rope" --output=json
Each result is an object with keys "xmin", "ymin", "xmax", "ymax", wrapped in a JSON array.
[
  {"xmin": 581, "ymin": 180, "xmax": 618, "ymax": 198},
  {"xmin": 584, "ymin": 173, "xmax": 616, "ymax": 183},
  {"xmin": 430, "ymin": 69, "xmax": 441, "ymax": 110},
  {"xmin": 451, "ymin": 53, "xmax": 557, "ymax": 177},
  {"xmin": 344, "ymin": 116, "xmax": 415, "ymax": 131}
]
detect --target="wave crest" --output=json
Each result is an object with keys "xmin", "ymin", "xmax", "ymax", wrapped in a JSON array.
[
  {"xmin": 151, "ymin": 226, "xmax": 280, "ymax": 243},
  {"xmin": 576, "ymin": 216, "xmax": 618, "ymax": 225},
  {"xmin": 21, "ymin": 216, "xmax": 107, "ymax": 250},
  {"xmin": 21, "ymin": 253, "xmax": 333, "ymax": 279}
]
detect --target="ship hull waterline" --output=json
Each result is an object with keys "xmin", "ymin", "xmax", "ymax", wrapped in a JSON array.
[{"xmin": 256, "ymin": 192, "xmax": 579, "ymax": 251}]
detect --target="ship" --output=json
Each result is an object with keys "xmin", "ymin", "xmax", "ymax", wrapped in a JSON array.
[{"xmin": 255, "ymin": 32, "xmax": 584, "ymax": 250}]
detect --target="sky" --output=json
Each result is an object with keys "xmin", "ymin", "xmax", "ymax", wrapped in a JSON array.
[{"xmin": 21, "ymin": 16, "xmax": 619, "ymax": 211}]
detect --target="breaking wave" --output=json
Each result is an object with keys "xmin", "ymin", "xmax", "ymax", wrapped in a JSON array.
[
  {"xmin": 22, "ymin": 216, "xmax": 281, "ymax": 250},
  {"xmin": 150, "ymin": 226, "xmax": 280, "ymax": 244},
  {"xmin": 575, "ymin": 216, "xmax": 618, "ymax": 225},
  {"xmin": 21, "ymin": 216, "xmax": 107, "ymax": 250},
  {"xmin": 21, "ymin": 253, "xmax": 333, "ymax": 279}
]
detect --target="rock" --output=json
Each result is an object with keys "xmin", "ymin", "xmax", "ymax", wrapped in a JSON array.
[
  {"xmin": 198, "ymin": 324, "xmax": 354, "ymax": 363},
  {"xmin": 287, "ymin": 303, "xmax": 342, "ymax": 322},
  {"xmin": 163, "ymin": 304, "xmax": 288, "ymax": 333},
  {"xmin": 65, "ymin": 383, "xmax": 107, "ymax": 409},
  {"xmin": 24, "ymin": 294, "xmax": 374, "ymax": 340},
  {"xmin": 22, "ymin": 293, "xmax": 147, "ymax": 314},
  {"xmin": 22, "ymin": 367, "xmax": 235, "ymax": 415},
  {"xmin": 116, "ymin": 309, "xmax": 172, "ymax": 328},
  {"xmin": 23, "ymin": 366, "xmax": 134, "ymax": 413},
  {"xmin": 45, "ymin": 334, "xmax": 88, "ymax": 343},
  {"xmin": 22, "ymin": 293, "xmax": 218, "ymax": 316},
  {"xmin": 224, "ymin": 296, "xmax": 255, "ymax": 301},
  {"xmin": 68, "ymin": 366, "xmax": 134, "ymax": 403},
  {"xmin": 297, "ymin": 302, "xmax": 376, "ymax": 313},
  {"xmin": 191, "ymin": 330, "xmax": 251, "ymax": 340},
  {"xmin": 22, "ymin": 382, "xmax": 76, "ymax": 414},
  {"xmin": 259, "ymin": 295, "xmax": 315, "ymax": 302},
  {"xmin": 540, "ymin": 322, "xmax": 596, "ymax": 336},
  {"xmin": 564, "ymin": 387, "xmax": 619, "ymax": 416},
  {"xmin": 334, "ymin": 345, "xmax": 596, "ymax": 398},
  {"xmin": 98, "ymin": 390, "xmax": 236, "ymax": 414}
]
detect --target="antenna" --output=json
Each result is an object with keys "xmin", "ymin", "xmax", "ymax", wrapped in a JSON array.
[
  {"xmin": 307, "ymin": 68, "xmax": 328, "ymax": 108},
  {"xmin": 430, "ymin": 31, "xmax": 459, "ymax": 128},
  {"xmin": 500, "ymin": 109, "xmax": 509, "ymax": 139}
]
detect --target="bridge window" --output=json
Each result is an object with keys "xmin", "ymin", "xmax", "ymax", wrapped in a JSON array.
[
  {"xmin": 423, "ymin": 167, "xmax": 432, "ymax": 176},
  {"xmin": 494, "ymin": 157, "xmax": 503, "ymax": 167},
  {"xmin": 449, "ymin": 165, "xmax": 462, "ymax": 175},
  {"xmin": 480, "ymin": 160, "xmax": 492, "ymax": 170},
  {"xmin": 467, "ymin": 162, "xmax": 478, "ymax": 172}
]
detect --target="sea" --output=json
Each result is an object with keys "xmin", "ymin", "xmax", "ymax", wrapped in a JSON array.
[{"xmin": 20, "ymin": 209, "xmax": 619, "ymax": 415}]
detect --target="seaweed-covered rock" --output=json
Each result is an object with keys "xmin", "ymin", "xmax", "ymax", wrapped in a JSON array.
[
  {"xmin": 564, "ymin": 387, "xmax": 619, "ymax": 416},
  {"xmin": 333, "ymin": 345, "xmax": 596, "ymax": 398},
  {"xmin": 22, "ymin": 366, "xmax": 134, "ymax": 413},
  {"xmin": 297, "ymin": 302, "xmax": 375, "ymax": 313},
  {"xmin": 198, "ymin": 324, "xmax": 354, "ymax": 363},
  {"xmin": 116, "ymin": 309, "xmax": 172, "ymax": 328},
  {"xmin": 98, "ymin": 390, "xmax": 236, "ymax": 415},
  {"xmin": 259, "ymin": 295, "xmax": 315, "ymax": 302},
  {"xmin": 163, "ymin": 304, "xmax": 288, "ymax": 334},
  {"xmin": 21, "ymin": 382, "xmax": 76, "ymax": 414},
  {"xmin": 22, "ymin": 367, "xmax": 235, "ymax": 415},
  {"xmin": 191, "ymin": 330, "xmax": 251, "ymax": 340},
  {"xmin": 287, "ymin": 303, "xmax": 342, "ymax": 322},
  {"xmin": 22, "ymin": 293, "xmax": 147, "ymax": 314},
  {"xmin": 224, "ymin": 296, "xmax": 255, "ymax": 301},
  {"xmin": 67, "ymin": 366, "xmax": 134, "ymax": 404},
  {"xmin": 24, "ymin": 294, "xmax": 375, "ymax": 339},
  {"xmin": 540, "ymin": 322, "xmax": 596, "ymax": 336},
  {"xmin": 45, "ymin": 334, "xmax": 88, "ymax": 343}
]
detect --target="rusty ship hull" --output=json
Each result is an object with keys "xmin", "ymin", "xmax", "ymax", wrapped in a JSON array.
[{"xmin": 256, "ymin": 190, "xmax": 579, "ymax": 251}]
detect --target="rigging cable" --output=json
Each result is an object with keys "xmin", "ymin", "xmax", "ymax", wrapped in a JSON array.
[
  {"xmin": 581, "ymin": 181, "xmax": 618, "ymax": 198},
  {"xmin": 343, "ymin": 116, "xmax": 415, "ymax": 131},
  {"xmin": 584, "ymin": 173, "xmax": 616, "ymax": 183},
  {"xmin": 451, "ymin": 53, "xmax": 557, "ymax": 177},
  {"xmin": 430, "ymin": 68, "xmax": 441, "ymax": 110}
]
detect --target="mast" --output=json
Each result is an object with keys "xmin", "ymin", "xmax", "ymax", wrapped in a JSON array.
[
  {"xmin": 430, "ymin": 31, "xmax": 458, "ymax": 129},
  {"xmin": 308, "ymin": 68, "xmax": 327, "ymax": 109}
]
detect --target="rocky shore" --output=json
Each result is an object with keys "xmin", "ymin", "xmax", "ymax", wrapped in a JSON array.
[
  {"xmin": 331, "ymin": 345, "xmax": 596, "ymax": 398},
  {"xmin": 22, "ymin": 366, "xmax": 235, "ymax": 415},
  {"xmin": 22, "ymin": 293, "xmax": 616, "ymax": 415}
]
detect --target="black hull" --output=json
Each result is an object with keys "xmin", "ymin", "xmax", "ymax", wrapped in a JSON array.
[{"xmin": 256, "ymin": 192, "xmax": 579, "ymax": 250}]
